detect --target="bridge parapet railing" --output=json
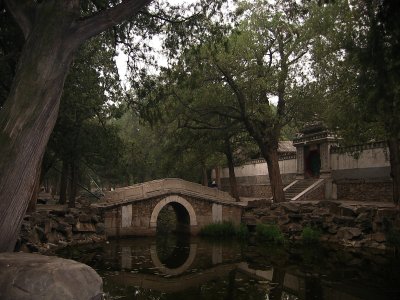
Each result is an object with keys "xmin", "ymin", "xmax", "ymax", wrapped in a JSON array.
[
  {"xmin": 160, "ymin": 178, "xmax": 235, "ymax": 202},
  {"xmin": 102, "ymin": 178, "xmax": 235, "ymax": 203}
]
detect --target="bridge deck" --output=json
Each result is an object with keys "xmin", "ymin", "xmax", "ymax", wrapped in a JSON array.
[{"xmin": 94, "ymin": 178, "xmax": 245, "ymax": 208}]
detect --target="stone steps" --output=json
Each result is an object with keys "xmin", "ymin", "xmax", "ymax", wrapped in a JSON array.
[{"xmin": 284, "ymin": 179, "xmax": 319, "ymax": 200}]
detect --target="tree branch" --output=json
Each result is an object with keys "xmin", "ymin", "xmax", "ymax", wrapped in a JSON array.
[
  {"xmin": 138, "ymin": 9, "xmax": 200, "ymax": 25},
  {"xmin": 3, "ymin": 0, "xmax": 35, "ymax": 39},
  {"xmin": 288, "ymin": 49, "xmax": 308, "ymax": 66},
  {"xmin": 73, "ymin": 0, "xmax": 153, "ymax": 46},
  {"xmin": 214, "ymin": 61, "xmax": 247, "ymax": 120}
]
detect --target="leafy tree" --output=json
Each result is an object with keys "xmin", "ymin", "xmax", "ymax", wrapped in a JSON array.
[
  {"xmin": 45, "ymin": 34, "xmax": 124, "ymax": 207},
  {"xmin": 146, "ymin": 0, "xmax": 322, "ymax": 202},
  {"xmin": 139, "ymin": 65, "xmax": 254, "ymax": 199},
  {"xmin": 0, "ymin": 0, "xmax": 229, "ymax": 252},
  {"xmin": 313, "ymin": 0, "xmax": 400, "ymax": 204},
  {"xmin": 0, "ymin": 0, "xmax": 153, "ymax": 252},
  {"xmin": 112, "ymin": 109, "xmax": 166, "ymax": 184},
  {"xmin": 355, "ymin": 0, "xmax": 400, "ymax": 205}
]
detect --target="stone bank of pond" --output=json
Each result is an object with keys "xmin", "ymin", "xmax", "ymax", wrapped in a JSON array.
[{"xmin": 58, "ymin": 235, "xmax": 400, "ymax": 300}]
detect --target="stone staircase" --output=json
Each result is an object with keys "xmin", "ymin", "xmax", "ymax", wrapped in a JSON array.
[{"xmin": 284, "ymin": 179, "xmax": 320, "ymax": 201}]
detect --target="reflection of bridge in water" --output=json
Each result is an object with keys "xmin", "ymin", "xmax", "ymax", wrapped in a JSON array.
[
  {"xmin": 103, "ymin": 237, "xmax": 391, "ymax": 300},
  {"xmin": 112, "ymin": 238, "xmax": 275, "ymax": 295}
]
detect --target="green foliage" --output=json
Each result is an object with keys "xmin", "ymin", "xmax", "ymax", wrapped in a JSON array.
[
  {"xmin": 312, "ymin": 0, "xmax": 399, "ymax": 144},
  {"xmin": 136, "ymin": 0, "xmax": 330, "ymax": 201},
  {"xmin": 301, "ymin": 226, "xmax": 321, "ymax": 244},
  {"xmin": 200, "ymin": 222, "xmax": 237, "ymax": 237},
  {"xmin": 44, "ymin": 33, "xmax": 124, "ymax": 191},
  {"xmin": 0, "ymin": 8, "xmax": 24, "ymax": 108},
  {"xmin": 199, "ymin": 222, "xmax": 249, "ymax": 239},
  {"xmin": 255, "ymin": 224, "xmax": 285, "ymax": 244},
  {"xmin": 236, "ymin": 224, "xmax": 250, "ymax": 240}
]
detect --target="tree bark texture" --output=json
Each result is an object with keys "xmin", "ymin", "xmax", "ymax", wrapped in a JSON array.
[
  {"xmin": 388, "ymin": 137, "xmax": 400, "ymax": 205},
  {"xmin": 265, "ymin": 149, "xmax": 286, "ymax": 203},
  {"xmin": 257, "ymin": 141, "xmax": 285, "ymax": 203},
  {"xmin": 0, "ymin": 0, "xmax": 152, "ymax": 252},
  {"xmin": 0, "ymin": 12, "xmax": 76, "ymax": 251},
  {"xmin": 224, "ymin": 139, "xmax": 240, "ymax": 201}
]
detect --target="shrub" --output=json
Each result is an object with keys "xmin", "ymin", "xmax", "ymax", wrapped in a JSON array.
[
  {"xmin": 236, "ymin": 224, "xmax": 250, "ymax": 240},
  {"xmin": 199, "ymin": 222, "xmax": 249, "ymax": 239},
  {"xmin": 256, "ymin": 224, "xmax": 285, "ymax": 244},
  {"xmin": 301, "ymin": 226, "xmax": 321, "ymax": 244}
]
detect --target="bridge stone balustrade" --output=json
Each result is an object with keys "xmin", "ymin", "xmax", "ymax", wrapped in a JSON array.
[
  {"xmin": 103, "ymin": 178, "xmax": 236, "ymax": 204},
  {"xmin": 94, "ymin": 178, "xmax": 244, "ymax": 237}
]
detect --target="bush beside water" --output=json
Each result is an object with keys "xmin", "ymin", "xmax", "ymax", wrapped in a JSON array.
[
  {"xmin": 199, "ymin": 222, "xmax": 249, "ymax": 239},
  {"xmin": 301, "ymin": 226, "xmax": 321, "ymax": 244},
  {"xmin": 255, "ymin": 224, "xmax": 285, "ymax": 244}
]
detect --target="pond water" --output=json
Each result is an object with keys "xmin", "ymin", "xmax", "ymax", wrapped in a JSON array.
[{"xmin": 59, "ymin": 235, "xmax": 400, "ymax": 300}]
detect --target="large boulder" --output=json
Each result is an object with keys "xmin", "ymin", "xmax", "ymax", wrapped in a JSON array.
[{"xmin": 0, "ymin": 253, "xmax": 102, "ymax": 300}]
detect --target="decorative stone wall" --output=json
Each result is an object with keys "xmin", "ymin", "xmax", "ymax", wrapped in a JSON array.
[
  {"xmin": 219, "ymin": 158, "xmax": 297, "ymax": 179},
  {"xmin": 215, "ymin": 157, "xmax": 297, "ymax": 198},
  {"xmin": 336, "ymin": 179, "xmax": 393, "ymax": 202},
  {"xmin": 218, "ymin": 140, "xmax": 394, "ymax": 201},
  {"xmin": 220, "ymin": 173, "xmax": 296, "ymax": 198},
  {"xmin": 243, "ymin": 201, "xmax": 399, "ymax": 250},
  {"xmin": 220, "ymin": 183, "xmax": 272, "ymax": 198}
]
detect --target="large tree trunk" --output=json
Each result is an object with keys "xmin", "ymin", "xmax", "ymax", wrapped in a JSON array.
[
  {"xmin": 258, "ymin": 142, "xmax": 285, "ymax": 203},
  {"xmin": 0, "ymin": 0, "xmax": 153, "ymax": 252},
  {"xmin": 0, "ymin": 6, "xmax": 77, "ymax": 252},
  {"xmin": 224, "ymin": 139, "xmax": 240, "ymax": 201},
  {"xmin": 388, "ymin": 137, "xmax": 400, "ymax": 206},
  {"xmin": 265, "ymin": 149, "xmax": 285, "ymax": 203},
  {"xmin": 227, "ymin": 159, "xmax": 240, "ymax": 201}
]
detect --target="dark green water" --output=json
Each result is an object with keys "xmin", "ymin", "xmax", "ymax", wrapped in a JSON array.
[{"xmin": 59, "ymin": 236, "xmax": 400, "ymax": 300}]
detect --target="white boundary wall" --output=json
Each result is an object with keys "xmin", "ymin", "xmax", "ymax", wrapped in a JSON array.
[{"xmin": 218, "ymin": 158, "xmax": 297, "ymax": 179}]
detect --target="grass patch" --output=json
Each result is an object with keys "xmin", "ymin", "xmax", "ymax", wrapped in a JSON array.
[
  {"xmin": 301, "ymin": 226, "xmax": 321, "ymax": 244},
  {"xmin": 199, "ymin": 222, "xmax": 249, "ymax": 239},
  {"xmin": 256, "ymin": 224, "xmax": 285, "ymax": 244},
  {"xmin": 236, "ymin": 224, "xmax": 250, "ymax": 240}
]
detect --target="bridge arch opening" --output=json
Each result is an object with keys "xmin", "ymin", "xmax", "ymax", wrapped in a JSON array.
[{"xmin": 150, "ymin": 195, "xmax": 197, "ymax": 234}]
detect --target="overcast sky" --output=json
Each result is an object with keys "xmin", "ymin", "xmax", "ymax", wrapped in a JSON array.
[{"xmin": 116, "ymin": 0, "xmax": 199, "ymax": 89}]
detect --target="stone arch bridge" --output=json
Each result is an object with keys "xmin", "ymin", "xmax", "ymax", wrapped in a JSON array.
[{"xmin": 94, "ymin": 179, "xmax": 244, "ymax": 237}]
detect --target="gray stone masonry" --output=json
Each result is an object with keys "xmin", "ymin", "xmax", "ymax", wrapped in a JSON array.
[{"xmin": 243, "ymin": 200, "xmax": 398, "ymax": 250}]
